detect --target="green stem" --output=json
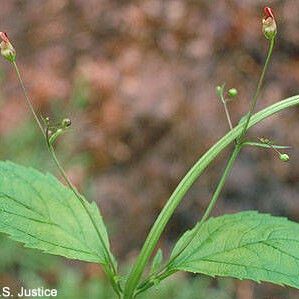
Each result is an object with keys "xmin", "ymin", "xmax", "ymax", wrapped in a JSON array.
[
  {"xmin": 135, "ymin": 145, "xmax": 241, "ymax": 294},
  {"xmin": 223, "ymin": 101, "xmax": 233, "ymax": 130},
  {"xmin": 139, "ymin": 134, "xmax": 289, "ymax": 294},
  {"xmin": 48, "ymin": 145, "xmax": 118, "ymax": 272},
  {"xmin": 124, "ymin": 37, "xmax": 277, "ymax": 299},
  {"xmin": 122, "ymin": 95, "xmax": 299, "ymax": 299},
  {"xmin": 169, "ymin": 145, "xmax": 241, "ymax": 261},
  {"xmin": 137, "ymin": 136, "xmax": 290, "ymax": 294},
  {"xmin": 13, "ymin": 61, "xmax": 45, "ymax": 138},
  {"xmin": 135, "ymin": 270, "xmax": 176, "ymax": 297},
  {"xmin": 220, "ymin": 93, "xmax": 233, "ymax": 131},
  {"xmin": 239, "ymin": 38, "xmax": 275, "ymax": 142},
  {"xmin": 242, "ymin": 141, "xmax": 291, "ymax": 150},
  {"xmin": 12, "ymin": 62, "xmax": 121, "ymax": 296}
]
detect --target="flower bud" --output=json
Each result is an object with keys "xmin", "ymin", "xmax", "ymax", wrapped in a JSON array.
[
  {"xmin": 216, "ymin": 85, "xmax": 223, "ymax": 97},
  {"xmin": 279, "ymin": 153, "xmax": 289, "ymax": 162},
  {"xmin": 62, "ymin": 118, "xmax": 71, "ymax": 128},
  {"xmin": 262, "ymin": 7, "xmax": 277, "ymax": 40},
  {"xmin": 227, "ymin": 88, "xmax": 238, "ymax": 98},
  {"xmin": 0, "ymin": 32, "xmax": 16, "ymax": 62}
]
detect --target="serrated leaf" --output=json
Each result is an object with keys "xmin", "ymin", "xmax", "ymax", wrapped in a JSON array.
[
  {"xmin": 169, "ymin": 211, "xmax": 299, "ymax": 288},
  {"xmin": 150, "ymin": 249, "xmax": 163, "ymax": 275},
  {"xmin": 0, "ymin": 161, "xmax": 114, "ymax": 266}
]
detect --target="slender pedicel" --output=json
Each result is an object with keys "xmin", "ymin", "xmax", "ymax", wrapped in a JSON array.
[
  {"xmin": 128, "ymin": 7, "xmax": 278, "ymax": 297},
  {"xmin": 0, "ymin": 32, "xmax": 121, "ymax": 296}
]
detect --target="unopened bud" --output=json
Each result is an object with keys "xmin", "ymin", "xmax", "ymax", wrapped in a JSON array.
[
  {"xmin": 216, "ymin": 85, "xmax": 222, "ymax": 97},
  {"xmin": 0, "ymin": 32, "xmax": 16, "ymax": 62},
  {"xmin": 62, "ymin": 118, "xmax": 71, "ymax": 128},
  {"xmin": 262, "ymin": 7, "xmax": 277, "ymax": 40},
  {"xmin": 227, "ymin": 88, "xmax": 238, "ymax": 98},
  {"xmin": 279, "ymin": 153, "xmax": 289, "ymax": 162}
]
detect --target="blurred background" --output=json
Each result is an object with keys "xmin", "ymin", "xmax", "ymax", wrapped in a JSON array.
[{"xmin": 0, "ymin": 1, "xmax": 298, "ymax": 298}]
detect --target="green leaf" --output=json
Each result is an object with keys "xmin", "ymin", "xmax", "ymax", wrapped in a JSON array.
[
  {"xmin": 169, "ymin": 211, "xmax": 299, "ymax": 288},
  {"xmin": 150, "ymin": 249, "xmax": 163, "ymax": 275},
  {"xmin": 0, "ymin": 161, "xmax": 114, "ymax": 265},
  {"xmin": 123, "ymin": 96, "xmax": 299, "ymax": 299}
]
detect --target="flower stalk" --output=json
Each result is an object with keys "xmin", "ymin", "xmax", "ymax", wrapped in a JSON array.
[
  {"xmin": 124, "ymin": 7, "xmax": 278, "ymax": 298},
  {"xmin": 1, "ymin": 7, "xmax": 292, "ymax": 299},
  {"xmin": 0, "ymin": 32, "xmax": 121, "ymax": 296}
]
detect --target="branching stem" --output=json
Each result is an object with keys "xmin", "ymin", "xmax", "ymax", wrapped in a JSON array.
[
  {"xmin": 10, "ymin": 34, "xmax": 279, "ymax": 299},
  {"xmin": 238, "ymin": 38, "xmax": 275, "ymax": 142},
  {"xmin": 12, "ymin": 62, "xmax": 121, "ymax": 296},
  {"xmin": 124, "ymin": 38, "xmax": 276, "ymax": 298}
]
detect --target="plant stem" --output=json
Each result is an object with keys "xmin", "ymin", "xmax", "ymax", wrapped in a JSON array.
[
  {"xmin": 135, "ymin": 145, "xmax": 241, "ymax": 294},
  {"xmin": 122, "ymin": 94, "xmax": 299, "ymax": 299},
  {"xmin": 135, "ymin": 269, "xmax": 176, "ymax": 297},
  {"xmin": 220, "ymin": 93, "xmax": 233, "ymax": 131},
  {"xmin": 12, "ymin": 62, "xmax": 121, "ymax": 296},
  {"xmin": 223, "ymin": 101, "xmax": 233, "ymax": 130},
  {"xmin": 238, "ymin": 38, "xmax": 275, "ymax": 142},
  {"xmin": 170, "ymin": 144, "xmax": 241, "ymax": 261},
  {"xmin": 48, "ymin": 145, "xmax": 121, "ymax": 295},
  {"xmin": 152, "ymin": 38, "xmax": 276, "ymax": 288},
  {"xmin": 242, "ymin": 141, "xmax": 291, "ymax": 150},
  {"xmin": 13, "ymin": 61, "xmax": 45, "ymax": 138},
  {"xmin": 123, "ymin": 38, "xmax": 276, "ymax": 299},
  {"xmin": 123, "ymin": 92, "xmax": 298, "ymax": 298},
  {"xmin": 140, "ymin": 133, "xmax": 286, "ymax": 293}
]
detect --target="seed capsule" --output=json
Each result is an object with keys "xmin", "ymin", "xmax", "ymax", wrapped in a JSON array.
[
  {"xmin": 227, "ymin": 88, "xmax": 238, "ymax": 98},
  {"xmin": 279, "ymin": 153, "xmax": 289, "ymax": 162}
]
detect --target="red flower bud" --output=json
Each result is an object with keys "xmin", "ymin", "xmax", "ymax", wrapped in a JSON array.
[
  {"xmin": 264, "ymin": 7, "xmax": 274, "ymax": 20},
  {"xmin": 0, "ymin": 32, "xmax": 10, "ymax": 43},
  {"xmin": 262, "ymin": 7, "xmax": 277, "ymax": 40},
  {"xmin": 0, "ymin": 32, "xmax": 16, "ymax": 62}
]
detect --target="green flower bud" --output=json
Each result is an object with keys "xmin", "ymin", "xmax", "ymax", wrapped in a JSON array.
[
  {"xmin": 0, "ymin": 32, "xmax": 16, "ymax": 62},
  {"xmin": 62, "ymin": 118, "xmax": 71, "ymax": 128},
  {"xmin": 279, "ymin": 153, "xmax": 289, "ymax": 162},
  {"xmin": 216, "ymin": 85, "xmax": 222, "ymax": 97},
  {"xmin": 227, "ymin": 88, "xmax": 238, "ymax": 98}
]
